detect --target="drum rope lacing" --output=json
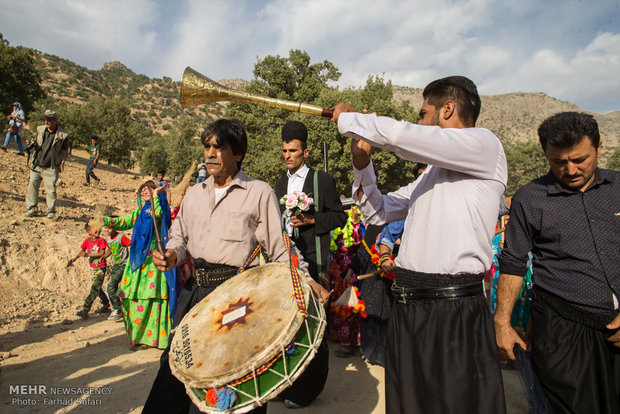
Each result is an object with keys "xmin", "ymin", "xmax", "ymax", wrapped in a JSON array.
[{"xmin": 227, "ymin": 343, "xmax": 295, "ymax": 387}]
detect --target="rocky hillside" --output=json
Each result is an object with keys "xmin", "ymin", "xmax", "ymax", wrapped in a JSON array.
[
  {"xmin": 0, "ymin": 148, "xmax": 146, "ymax": 328},
  {"xmin": 34, "ymin": 53, "xmax": 234, "ymax": 135}
]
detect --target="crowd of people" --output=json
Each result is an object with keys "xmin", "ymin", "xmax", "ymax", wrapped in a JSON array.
[{"xmin": 5, "ymin": 72, "xmax": 618, "ymax": 414}]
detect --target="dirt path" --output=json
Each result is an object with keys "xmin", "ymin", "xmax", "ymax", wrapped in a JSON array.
[{"xmin": 0, "ymin": 315, "xmax": 386, "ymax": 413}]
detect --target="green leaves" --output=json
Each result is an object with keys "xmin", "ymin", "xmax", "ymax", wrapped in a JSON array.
[
  {"xmin": 137, "ymin": 116, "xmax": 203, "ymax": 179},
  {"xmin": 505, "ymin": 140, "xmax": 548, "ymax": 194},
  {"xmin": 60, "ymin": 98, "xmax": 150, "ymax": 169},
  {"xmin": 607, "ymin": 147, "xmax": 620, "ymax": 171},
  {"xmin": 0, "ymin": 34, "xmax": 45, "ymax": 115}
]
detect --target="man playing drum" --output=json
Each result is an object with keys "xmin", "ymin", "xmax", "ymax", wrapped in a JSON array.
[{"xmin": 143, "ymin": 118, "xmax": 328, "ymax": 414}]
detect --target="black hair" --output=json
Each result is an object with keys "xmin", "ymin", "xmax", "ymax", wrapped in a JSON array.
[
  {"xmin": 423, "ymin": 76, "xmax": 481, "ymax": 126},
  {"xmin": 413, "ymin": 163, "xmax": 428, "ymax": 179},
  {"xmin": 537, "ymin": 112, "xmax": 600, "ymax": 151},
  {"xmin": 84, "ymin": 222, "xmax": 91, "ymax": 231},
  {"xmin": 91, "ymin": 135, "xmax": 99, "ymax": 141},
  {"xmin": 157, "ymin": 169, "xmax": 166, "ymax": 176},
  {"xmin": 200, "ymin": 118, "xmax": 248, "ymax": 169}
]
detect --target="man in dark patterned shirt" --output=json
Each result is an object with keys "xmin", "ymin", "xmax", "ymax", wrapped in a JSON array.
[{"xmin": 495, "ymin": 112, "xmax": 620, "ymax": 414}]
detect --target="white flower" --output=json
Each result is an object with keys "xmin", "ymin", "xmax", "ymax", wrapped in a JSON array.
[{"xmin": 285, "ymin": 197, "xmax": 297, "ymax": 209}]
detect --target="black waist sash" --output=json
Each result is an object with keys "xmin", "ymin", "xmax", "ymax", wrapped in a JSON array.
[
  {"xmin": 393, "ymin": 267, "xmax": 484, "ymax": 301},
  {"xmin": 192, "ymin": 259, "xmax": 237, "ymax": 287},
  {"xmin": 534, "ymin": 287, "xmax": 616, "ymax": 330}
]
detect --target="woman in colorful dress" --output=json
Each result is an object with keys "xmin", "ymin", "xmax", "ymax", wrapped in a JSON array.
[
  {"xmin": 328, "ymin": 206, "xmax": 365, "ymax": 356},
  {"xmin": 103, "ymin": 180, "xmax": 179, "ymax": 350}
]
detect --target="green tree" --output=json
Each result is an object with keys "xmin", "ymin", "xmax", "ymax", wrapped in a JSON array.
[
  {"xmin": 0, "ymin": 34, "xmax": 45, "ymax": 115},
  {"xmin": 505, "ymin": 140, "xmax": 549, "ymax": 194},
  {"xmin": 225, "ymin": 51, "xmax": 419, "ymax": 195},
  {"xmin": 139, "ymin": 134, "xmax": 168, "ymax": 176},
  {"xmin": 60, "ymin": 98, "xmax": 151, "ymax": 168},
  {"xmin": 607, "ymin": 147, "xmax": 620, "ymax": 171},
  {"xmin": 138, "ymin": 116, "xmax": 203, "ymax": 180},
  {"xmin": 164, "ymin": 116, "xmax": 203, "ymax": 179}
]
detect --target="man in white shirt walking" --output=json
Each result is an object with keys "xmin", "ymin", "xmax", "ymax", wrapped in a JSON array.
[{"xmin": 331, "ymin": 76, "xmax": 508, "ymax": 414}]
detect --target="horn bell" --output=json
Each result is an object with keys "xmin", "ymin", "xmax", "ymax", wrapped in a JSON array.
[
  {"xmin": 180, "ymin": 67, "xmax": 235, "ymax": 108},
  {"xmin": 179, "ymin": 66, "xmax": 329, "ymax": 117}
]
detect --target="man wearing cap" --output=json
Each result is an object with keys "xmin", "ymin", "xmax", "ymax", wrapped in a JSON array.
[
  {"xmin": 2, "ymin": 102, "xmax": 26, "ymax": 155},
  {"xmin": 25, "ymin": 109, "xmax": 70, "ymax": 219},
  {"xmin": 143, "ymin": 118, "xmax": 330, "ymax": 414},
  {"xmin": 274, "ymin": 120, "xmax": 347, "ymax": 409}
]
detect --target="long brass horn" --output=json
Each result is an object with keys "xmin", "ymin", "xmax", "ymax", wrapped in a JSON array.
[{"xmin": 180, "ymin": 67, "xmax": 333, "ymax": 118}]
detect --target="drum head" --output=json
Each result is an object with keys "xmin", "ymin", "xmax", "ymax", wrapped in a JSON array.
[{"xmin": 169, "ymin": 262, "xmax": 309, "ymax": 389}]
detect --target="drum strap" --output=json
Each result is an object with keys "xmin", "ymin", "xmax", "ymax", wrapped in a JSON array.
[
  {"xmin": 283, "ymin": 231, "xmax": 309, "ymax": 318},
  {"xmin": 313, "ymin": 170, "xmax": 322, "ymax": 278},
  {"xmin": 238, "ymin": 244, "xmax": 263, "ymax": 273}
]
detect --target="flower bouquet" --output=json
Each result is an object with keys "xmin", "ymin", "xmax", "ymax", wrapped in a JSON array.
[{"xmin": 280, "ymin": 191, "xmax": 313, "ymax": 238}]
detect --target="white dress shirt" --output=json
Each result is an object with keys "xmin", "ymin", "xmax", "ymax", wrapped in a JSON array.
[
  {"xmin": 284, "ymin": 164, "xmax": 310, "ymax": 235},
  {"xmin": 338, "ymin": 112, "xmax": 507, "ymax": 275},
  {"xmin": 287, "ymin": 163, "xmax": 309, "ymax": 194}
]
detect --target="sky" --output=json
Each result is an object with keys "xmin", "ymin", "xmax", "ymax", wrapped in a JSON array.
[{"xmin": 1, "ymin": 0, "xmax": 619, "ymax": 113}]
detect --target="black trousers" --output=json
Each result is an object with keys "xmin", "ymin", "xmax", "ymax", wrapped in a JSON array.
[
  {"xmin": 385, "ymin": 294, "xmax": 506, "ymax": 414},
  {"xmin": 142, "ymin": 278, "xmax": 267, "ymax": 414},
  {"xmin": 531, "ymin": 298, "xmax": 620, "ymax": 414}
]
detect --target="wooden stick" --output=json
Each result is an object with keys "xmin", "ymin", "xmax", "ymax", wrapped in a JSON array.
[
  {"xmin": 148, "ymin": 187, "xmax": 165, "ymax": 255},
  {"xmin": 357, "ymin": 270, "xmax": 382, "ymax": 280}
]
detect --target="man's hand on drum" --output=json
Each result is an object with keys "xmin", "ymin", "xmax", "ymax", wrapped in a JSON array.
[
  {"xmin": 152, "ymin": 249, "xmax": 177, "ymax": 272},
  {"xmin": 290, "ymin": 212, "xmax": 315, "ymax": 227},
  {"xmin": 308, "ymin": 279, "xmax": 330, "ymax": 307}
]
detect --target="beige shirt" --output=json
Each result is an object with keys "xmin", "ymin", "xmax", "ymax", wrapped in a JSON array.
[{"xmin": 167, "ymin": 170, "xmax": 289, "ymax": 268}]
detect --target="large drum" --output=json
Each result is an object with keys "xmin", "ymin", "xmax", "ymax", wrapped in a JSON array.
[{"xmin": 169, "ymin": 262, "xmax": 326, "ymax": 413}]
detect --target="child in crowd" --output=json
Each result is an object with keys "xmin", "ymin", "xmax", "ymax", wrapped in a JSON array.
[
  {"xmin": 85, "ymin": 135, "xmax": 101, "ymax": 186},
  {"xmin": 155, "ymin": 169, "xmax": 171, "ymax": 205},
  {"xmin": 68, "ymin": 222, "xmax": 110, "ymax": 319},
  {"xmin": 102, "ymin": 221, "xmax": 131, "ymax": 322}
]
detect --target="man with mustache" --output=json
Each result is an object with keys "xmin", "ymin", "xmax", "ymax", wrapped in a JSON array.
[
  {"xmin": 495, "ymin": 112, "xmax": 620, "ymax": 414},
  {"xmin": 25, "ymin": 109, "xmax": 70, "ymax": 219},
  {"xmin": 143, "ymin": 118, "xmax": 328, "ymax": 414}
]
